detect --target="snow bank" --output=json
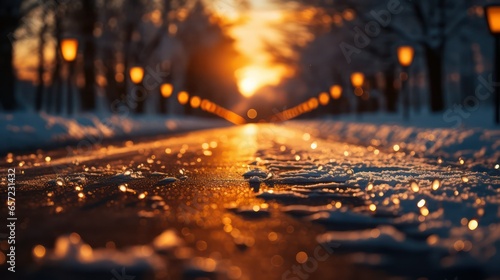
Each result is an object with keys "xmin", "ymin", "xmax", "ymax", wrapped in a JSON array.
[
  {"xmin": 0, "ymin": 112, "xmax": 229, "ymax": 154},
  {"xmin": 288, "ymin": 112, "xmax": 500, "ymax": 162}
]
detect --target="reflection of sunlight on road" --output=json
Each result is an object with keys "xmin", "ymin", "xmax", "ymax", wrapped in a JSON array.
[
  {"xmin": 243, "ymin": 124, "xmax": 258, "ymax": 136},
  {"xmin": 237, "ymin": 124, "xmax": 259, "ymax": 152}
]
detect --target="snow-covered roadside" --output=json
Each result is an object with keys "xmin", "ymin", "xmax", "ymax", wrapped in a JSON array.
[
  {"xmin": 0, "ymin": 112, "xmax": 230, "ymax": 154},
  {"xmin": 288, "ymin": 112, "xmax": 500, "ymax": 163}
]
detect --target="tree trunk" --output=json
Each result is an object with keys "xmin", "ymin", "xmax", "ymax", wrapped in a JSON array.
[
  {"xmin": 425, "ymin": 46, "xmax": 445, "ymax": 112},
  {"xmin": 384, "ymin": 70, "xmax": 398, "ymax": 112},
  {"xmin": 51, "ymin": 6, "xmax": 63, "ymax": 115},
  {"xmin": 81, "ymin": 0, "xmax": 97, "ymax": 111},
  {"xmin": 0, "ymin": 3, "xmax": 21, "ymax": 111},
  {"xmin": 35, "ymin": 4, "xmax": 48, "ymax": 112},
  {"xmin": 104, "ymin": 52, "xmax": 119, "ymax": 107}
]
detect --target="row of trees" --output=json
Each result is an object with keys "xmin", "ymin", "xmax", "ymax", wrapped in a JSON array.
[
  {"xmin": 271, "ymin": 0, "xmax": 491, "ymax": 115},
  {"xmin": 0, "ymin": 0, "xmax": 246, "ymax": 115}
]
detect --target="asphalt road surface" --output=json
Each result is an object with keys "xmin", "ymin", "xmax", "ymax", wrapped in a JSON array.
[{"xmin": 1, "ymin": 123, "xmax": 496, "ymax": 280}]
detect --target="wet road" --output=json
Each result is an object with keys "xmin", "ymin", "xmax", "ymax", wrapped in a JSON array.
[
  {"xmin": 2, "ymin": 123, "xmax": 498, "ymax": 280},
  {"xmin": 0, "ymin": 124, "xmax": 387, "ymax": 280}
]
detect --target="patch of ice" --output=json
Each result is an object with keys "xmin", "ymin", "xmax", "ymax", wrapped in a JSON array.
[{"xmin": 156, "ymin": 177, "xmax": 178, "ymax": 185}]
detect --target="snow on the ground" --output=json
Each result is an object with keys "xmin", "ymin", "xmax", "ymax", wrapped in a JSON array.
[
  {"xmin": 238, "ymin": 124, "xmax": 500, "ymax": 278},
  {"xmin": 288, "ymin": 111, "xmax": 500, "ymax": 163},
  {"xmin": 37, "ymin": 228, "xmax": 239, "ymax": 279},
  {"xmin": 0, "ymin": 112, "xmax": 230, "ymax": 154}
]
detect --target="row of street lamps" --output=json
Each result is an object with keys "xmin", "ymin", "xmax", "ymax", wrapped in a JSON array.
[{"xmin": 58, "ymin": 5, "xmax": 499, "ymax": 122}]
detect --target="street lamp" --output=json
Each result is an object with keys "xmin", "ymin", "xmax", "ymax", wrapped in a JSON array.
[
  {"xmin": 177, "ymin": 91, "xmax": 189, "ymax": 105},
  {"xmin": 61, "ymin": 38, "xmax": 78, "ymax": 62},
  {"xmin": 129, "ymin": 66, "xmax": 144, "ymax": 84},
  {"xmin": 330, "ymin": 85, "xmax": 343, "ymax": 100},
  {"xmin": 485, "ymin": 5, "xmax": 500, "ymax": 124},
  {"xmin": 397, "ymin": 45, "xmax": 415, "ymax": 121},
  {"xmin": 160, "ymin": 83, "xmax": 173, "ymax": 98},
  {"xmin": 159, "ymin": 82, "xmax": 174, "ymax": 114},
  {"xmin": 60, "ymin": 38, "xmax": 78, "ymax": 115},
  {"xmin": 351, "ymin": 72, "xmax": 364, "ymax": 88},
  {"xmin": 318, "ymin": 92, "xmax": 330, "ymax": 106},
  {"xmin": 190, "ymin": 96, "xmax": 201, "ymax": 109},
  {"xmin": 351, "ymin": 72, "xmax": 365, "ymax": 99}
]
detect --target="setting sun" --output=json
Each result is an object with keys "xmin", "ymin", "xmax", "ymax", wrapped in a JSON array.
[
  {"xmin": 239, "ymin": 77, "xmax": 259, "ymax": 98},
  {"xmin": 236, "ymin": 65, "xmax": 289, "ymax": 97}
]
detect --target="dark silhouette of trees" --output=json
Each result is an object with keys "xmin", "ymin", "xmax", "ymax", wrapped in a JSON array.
[
  {"xmin": 35, "ymin": 2, "xmax": 48, "ymax": 112},
  {"xmin": 273, "ymin": 0, "xmax": 481, "ymax": 114},
  {"xmin": 80, "ymin": 0, "xmax": 97, "ymax": 111},
  {"xmin": 0, "ymin": 0, "xmax": 23, "ymax": 111}
]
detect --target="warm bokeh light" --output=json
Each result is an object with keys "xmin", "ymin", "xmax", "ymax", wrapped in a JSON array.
[
  {"xmin": 236, "ymin": 66, "xmax": 289, "ymax": 97},
  {"xmin": 342, "ymin": 9, "xmax": 356, "ymax": 21},
  {"xmin": 129, "ymin": 66, "xmax": 144, "ymax": 84},
  {"xmin": 161, "ymin": 83, "xmax": 174, "ymax": 98},
  {"xmin": 485, "ymin": 6, "xmax": 500, "ymax": 34},
  {"xmin": 468, "ymin": 219, "xmax": 479, "ymax": 230},
  {"xmin": 350, "ymin": 72, "xmax": 365, "ymax": 88},
  {"xmin": 318, "ymin": 92, "xmax": 330, "ymax": 106},
  {"xmin": 397, "ymin": 46, "xmax": 415, "ymax": 67},
  {"xmin": 247, "ymin": 109, "xmax": 258, "ymax": 119},
  {"xmin": 60, "ymin": 38, "xmax": 78, "ymax": 62},
  {"xmin": 308, "ymin": 97, "xmax": 319, "ymax": 109},
  {"xmin": 178, "ymin": 91, "xmax": 189, "ymax": 105},
  {"xmin": 330, "ymin": 85, "xmax": 343, "ymax": 100},
  {"xmin": 190, "ymin": 96, "xmax": 201, "ymax": 108},
  {"xmin": 32, "ymin": 245, "xmax": 46, "ymax": 259},
  {"xmin": 239, "ymin": 76, "xmax": 259, "ymax": 97}
]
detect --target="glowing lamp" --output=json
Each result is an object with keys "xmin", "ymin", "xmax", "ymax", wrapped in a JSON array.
[
  {"xmin": 190, "ymin": 96, "xmax": 201, "ymax": 108},
  {"xmin": 485, "ymin": 5, "xmax": 500, "ymax": 35},
  {"xmin": 330, "ymin": 85, "xmax": 342, "ymax": 99},
  {"xmin": 247, "ymin": 109, "xmax": 258, "ymax": 119},
  {"xmin": 60, "ymin": 38, "xmax": 78, "ymax": 62},
  {"xmin": 129, "ymin": 66, "xmax": 144, "ymax": 84},
  {"xmin": 319, "ymin": 92, "xmax": 330, "ymax": 106},
  {"xmin": 397, "ymin": 46, "xmax": 415, "ymax": 67},
  {"xmin": 177, "ymin": 91, "xmax": 189, "ymax": 105},
  {"xmin": 350, "ymin": 72, "xmax": 364, "ymax": 88},
  {"xmin": 161, "ymin": 83, "xmax": 173, "ymax": 98}
]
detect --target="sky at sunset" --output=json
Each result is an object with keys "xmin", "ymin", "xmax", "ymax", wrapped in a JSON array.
[{"xmin": 14, "ymin": 0, "xmax": 295, "ymax": 98}]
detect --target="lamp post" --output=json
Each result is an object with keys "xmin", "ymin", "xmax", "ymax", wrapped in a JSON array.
[
  {"xmin": 159, "ymin": 83, "xmax": 173, "ymax": 114},
  {"xmin": 485, "ymin": 5, "xmax": 500, "ymax": 124},
  {"xmin": 60, "ymin": 38, "xmax": 78, "ymax": 115},
  {"xmin": 350, "ymin": 72, "xmax": 365, "ymax": 115},
  {"xmin": 397, "ymin": 45, "xmax": 415, "ymax": 121},
  {"xmin": 129, "ymin": 66, "xmax": 145, "ymax": 113}
]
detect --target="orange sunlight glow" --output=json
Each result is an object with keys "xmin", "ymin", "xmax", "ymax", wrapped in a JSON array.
[
  {"xmin": 236, "ymin": 65, "xmax": 288, "ymax": 97},
  {"xmin": 223, "ymin": 5, "xmax": 293, "ymax": 98}
]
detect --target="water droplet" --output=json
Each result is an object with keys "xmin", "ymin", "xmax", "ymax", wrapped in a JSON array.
[
  {"xmin": 310, "ymin": 142, "xmax": 318, "ymax": 150},
  {"xmin": 410, "ymin": 180, "xmax": 419, "ymax": 192},
  {"xmin": 432, "ymin": 179, "xmax": 441, "ymax": 190},
  {"xmin": 468, "ymin": 219, "xmax": 478, "ymax": 230},
  {"xmin": 461, "ymin": 175, "xmax": 469, "ymax": 183},
  {"xmin": 417, "ymin": 199, "xmax": 426, "ymax": 208}
]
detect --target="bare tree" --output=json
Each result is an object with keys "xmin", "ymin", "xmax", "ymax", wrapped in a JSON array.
[{"xmin": 0, "ymin": 0, "xmax": 23, "ymax": 111}]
